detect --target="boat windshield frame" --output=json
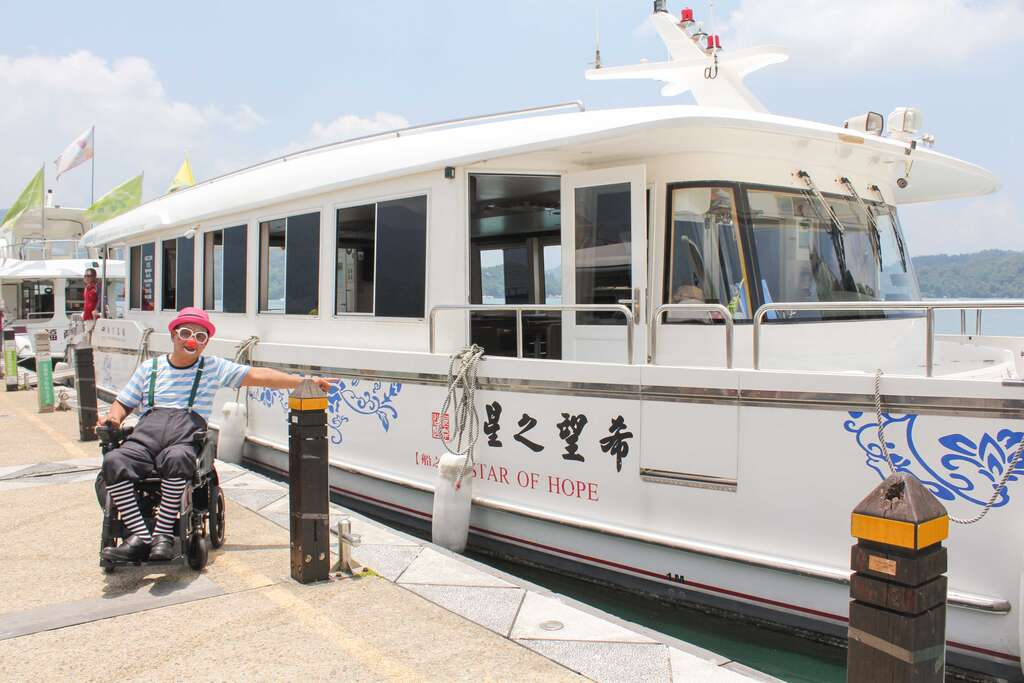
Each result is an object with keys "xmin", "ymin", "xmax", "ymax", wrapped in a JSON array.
[{"xmin": 662, "ymin": 180, "xmax": 922, "ymax": 324}]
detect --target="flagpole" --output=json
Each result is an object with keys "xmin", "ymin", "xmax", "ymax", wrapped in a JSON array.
[
  {"xmin": 40, "ymin": 164, "xmax": 46, "ymax": 243},
  {"xmin": 90, "ymin": 126, "xmax": 95, "ymax": 205}
]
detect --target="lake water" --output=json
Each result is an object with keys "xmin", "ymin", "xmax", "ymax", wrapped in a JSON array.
[{"xmin": 933, "ymin": 306, "xmax": 1024, "ymax": 336}]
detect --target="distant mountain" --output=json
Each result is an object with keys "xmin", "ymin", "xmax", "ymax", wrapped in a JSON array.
[
  {"xmin": 913, "ymin": 249, "xmax": 1024, "ymax": 298},
  {"xmin": 0, "ymin": 209, "xmax": 6, "ymax": 223}
]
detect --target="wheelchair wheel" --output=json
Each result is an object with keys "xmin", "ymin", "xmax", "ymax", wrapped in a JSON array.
[
  {"xmin": 209, "ymin": 486, "xmax": 226, "ymax": 549},
  {"xmin": 186, "ymin": 534, "xmax": 208, "ymax": 570}
]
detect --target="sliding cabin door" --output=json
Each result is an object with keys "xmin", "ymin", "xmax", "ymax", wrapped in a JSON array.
[{"xmin": 561, "ymin": 166, "xmax": 647, "ymax": 364}]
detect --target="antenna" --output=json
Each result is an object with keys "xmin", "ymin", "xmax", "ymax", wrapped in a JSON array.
[{"xmin": 590, "ymin": 8, "xmax": 602, "ymax": 69}]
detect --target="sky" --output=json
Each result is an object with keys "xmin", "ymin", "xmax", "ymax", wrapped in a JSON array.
[{"xmin": 0, "ymin": 0, "xmax": 1021, "ymax": 256}]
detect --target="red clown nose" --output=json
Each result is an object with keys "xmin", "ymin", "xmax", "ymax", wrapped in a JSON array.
[{"xmin": 185, "ymin": 338, "xmax": 198, "ymax": 351}]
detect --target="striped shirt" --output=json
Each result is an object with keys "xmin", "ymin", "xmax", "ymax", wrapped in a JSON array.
[{"xmin": 116, "ymin": 355, "xmax": 250, "ymax": 422}]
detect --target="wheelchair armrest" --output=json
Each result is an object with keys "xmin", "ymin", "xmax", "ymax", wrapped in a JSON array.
[{"xmin": 191, "ymin": 430, "xmax": 208, "ymax": 447}]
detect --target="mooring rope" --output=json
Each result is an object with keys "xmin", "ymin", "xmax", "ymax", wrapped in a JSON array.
[
  {"xmin": 873, "ymin": 368, "xmax": 1024, "ymax": 525},
  {"xmin": 437, "ymin": 344, "xmax": 485, "ymax": 490}
]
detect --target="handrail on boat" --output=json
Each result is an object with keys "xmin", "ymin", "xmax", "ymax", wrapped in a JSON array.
[
  {"xmin": 753, "ymin": 299, "xmax": 1024, "ymax": 377},
  {"xmin": 650, "ymin": 304, "xmax": 734, "ymax": 369},
  {"xmin": 428, "ymin": 304, "xmax": 635, "ymax": 364}
]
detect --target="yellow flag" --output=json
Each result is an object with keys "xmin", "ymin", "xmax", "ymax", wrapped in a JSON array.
[{"xmin": 167, "ymin": 158, "xmax": 195, "ymax": 194}]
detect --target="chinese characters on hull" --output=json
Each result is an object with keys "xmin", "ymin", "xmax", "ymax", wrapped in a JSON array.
[{"xmin": 481, "ymin": 401, "xmax": 631, "ymax": 472}]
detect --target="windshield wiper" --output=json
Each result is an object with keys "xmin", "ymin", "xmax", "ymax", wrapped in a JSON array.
[
  {"xmin": 869, "ymin": 185, "xmax": 908, "ymax": 271},
  {"xmin": 798, "ymin": 170, "xmax": 850, "ymax": 276},
  {"xmin": 839, "ymin": 177, "xmax": 882, "ymax": 268}
]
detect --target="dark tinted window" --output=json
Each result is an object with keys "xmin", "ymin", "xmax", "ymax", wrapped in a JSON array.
[
  {"xmin": 375, "ymin": 196, "xmax": 427, "ymax": 318},
  {"xmin": 176, "ymin": 237, "xmax": 194, "ymax": 309},
  {"xmin": 130, "ymin": 243, "xmax": 155, "ymax": 311},
  {"xmin": 285, "ymin": 212, "xmax": 320, "ymax": 315}
]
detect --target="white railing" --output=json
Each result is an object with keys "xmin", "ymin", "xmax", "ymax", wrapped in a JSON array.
[
  {"xmin": 0, "ymin": 239, "xmax": 93, "ymax": 260},
  {"xmin": 649, "ymin": 303, "xmax": 735, "ymax": 368},
  {"xmin": 429, "ymin": 304, "xmax": 635, "ymax": 364},
  {"xmin": 752, "ymin": 299, "xmax": 1024, "ymax": 376}
]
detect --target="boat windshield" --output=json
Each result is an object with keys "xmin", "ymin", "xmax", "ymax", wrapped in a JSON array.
[{"xmin": 747, "ymin": 188, "xmax": 920, "ymax": 320}]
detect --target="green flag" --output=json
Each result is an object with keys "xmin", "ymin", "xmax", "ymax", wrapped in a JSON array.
[
  {"xmin": 85, "ymin": 173, "xmax": 143, "ymax": 224},
  {"xmin": 0, "ymin": 166, "xmax": 44, "ymax": 232}
]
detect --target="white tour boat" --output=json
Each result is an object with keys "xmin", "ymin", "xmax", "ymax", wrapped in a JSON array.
[
  {"xmin": 1, "ymin": 206, "xmax": 125, "ymax": 360},
  {"xmin": 81, "ymin": 6, "xmax": 1023, "ymax": 679}
]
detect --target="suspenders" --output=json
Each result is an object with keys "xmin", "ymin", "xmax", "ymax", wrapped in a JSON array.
[{"xmin": 147, "ymin": 356, "xmax": 205, "ymax": 412}]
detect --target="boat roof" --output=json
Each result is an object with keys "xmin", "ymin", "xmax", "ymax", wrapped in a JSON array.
[
  {"xmin": 81, "ymin": 105, "xmax": 1000, "ymax": 247},
  {"xmin": 0, "ymin": 258, "xmax": 125, "ymax": 279}
]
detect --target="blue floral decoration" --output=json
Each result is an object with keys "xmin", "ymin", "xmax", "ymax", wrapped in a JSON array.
[
  {"xmin": 247, "ymin": 379, "xmax": 401, "ymax": 444},
  {"xmin": 844, "ymin": 411, "xmax": 1024, "ymax": 509}
]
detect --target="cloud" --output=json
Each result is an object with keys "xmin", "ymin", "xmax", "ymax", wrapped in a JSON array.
[
  {"xmin": 280, "ymin": 112, "xmax": 410, "ymax": 155},
  {"xmin": 723, "ymin": 0, "xmax": 1024, "ymax": 71},
  {"xmin": 0, "ymin": 51, "xmax": 266, "ymax": 207},
  {"xmin": 900, "ymin": 193, "xmax": 1023, "ymax": 255}
]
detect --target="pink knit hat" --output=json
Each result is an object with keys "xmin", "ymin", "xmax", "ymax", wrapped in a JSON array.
[{"xmin": 168, "ymin": 306, "xmax": 216, "ymax": 337}]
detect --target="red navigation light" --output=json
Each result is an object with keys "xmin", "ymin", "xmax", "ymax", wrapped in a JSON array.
[
  {"xmin": 707, "ymin": 34, "xmax": 721, "ymax": 50},
  {"xmin": 680, "ymin": 8, "xmax": 694, "ymax": 22}
]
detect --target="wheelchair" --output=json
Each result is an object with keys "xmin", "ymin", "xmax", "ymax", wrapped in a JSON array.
[{"xmin": 95, "ymin": 423, "xmax": 226, "ymax": 573}]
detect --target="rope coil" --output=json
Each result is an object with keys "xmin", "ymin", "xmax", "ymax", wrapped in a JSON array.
[
  {"xmin": 873, "ymin": 368, "xmax": 1024, "ymax": 525},
  {"xmin": 437, "ymin": 345, "xmax": 485, "ymax": 490}
]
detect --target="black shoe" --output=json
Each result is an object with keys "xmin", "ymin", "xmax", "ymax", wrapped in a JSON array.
[
  {"xmin": 101, "ymin": 534, "xmax": 150, "ymax": 562},
  {"xmin": 149, "ymin": 534, "xmax": 175, "ymax": 562}
]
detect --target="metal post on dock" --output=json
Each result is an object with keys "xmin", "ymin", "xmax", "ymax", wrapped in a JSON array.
[
  {"xmin": 33, "ymin": 331, "xmax": 55, "ymax": 413},
  {"xmin": 4, "ymin": 329, "xmax": 18, "ymax": 392},
  {"xmin": 288, "ymin": 378, "xmax": 330, "ymax": 584},
  {"xmin": 73, "ymin": 337, "xmax": 99, "ymax": 441},
  {"xmin": 848, "ymin": 472, "xmax": 949, "ymax": 682}
]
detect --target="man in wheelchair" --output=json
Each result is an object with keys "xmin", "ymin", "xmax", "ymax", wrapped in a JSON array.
[{"xmin": 99, "ymin": 307, "xmax": 332, "ymax": 563}]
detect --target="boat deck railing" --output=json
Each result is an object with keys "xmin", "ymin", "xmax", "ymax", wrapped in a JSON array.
[
  {"xmin": 0, "ymin": 239, "xmax": 93, "ymax": 261},
  {"xmin": 429, "ymin": 304, "xmax": 635, "ymax": 363},
  {"xmin": 650, "ymin": 303, "xmax": 735, "ymax": 368},
  {"xmin": 430, "ymin": 299, "xmax": 1024, "ymax": 375},
  {"xmin": 753, "ymin": 300, "xmax": 1024, "ymax": 376}
]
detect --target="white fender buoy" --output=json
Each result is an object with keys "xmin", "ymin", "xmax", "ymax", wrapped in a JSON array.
[
  {"xmin": 217, "ymin": 401, "xmax": 247, "ymax": 464},
  {"xmin": 431, "ymin": 453, "xmax": 473, "ymax": 553}
]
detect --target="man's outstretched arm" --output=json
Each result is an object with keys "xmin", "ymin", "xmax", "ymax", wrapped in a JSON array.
[{"xmin": 241, "ymin": 367, "xmax": 334, "ymax": 393}]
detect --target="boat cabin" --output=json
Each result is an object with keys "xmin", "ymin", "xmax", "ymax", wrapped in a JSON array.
[{"xmin": 81, "ymin": 104, "xmax": 1005, "ymax": 377}]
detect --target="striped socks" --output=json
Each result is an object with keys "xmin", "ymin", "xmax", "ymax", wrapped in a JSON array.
[
  {"xmin": 154, "ymin": 478, "xmax": 187, "ymax": 537},
  {"xmin": 107, "ymin": 480, "xmax": 152, "ymax": 543}
]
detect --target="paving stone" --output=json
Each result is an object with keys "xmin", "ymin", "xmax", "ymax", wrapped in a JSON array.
[
  {"xmin": 0, "ymin": 470, "xmax": 99, "ymax": 491},
  {"xmin": 223, "ymin": 485, "xmax": 287, "ymax": 512},
  {"xmin": 0, "ymin": 576, "xmax": 224, "ymax": 640},
  {"xmin": 353, "ymin": 544, "xmax": 423, "ymax": 581},
  {"xmin": 404, "ymin": 584, "xmax": 525, "ymax": 636},
  {"xmin": 398, "ymin": 547, "xmax": 515, "ymax": 588},
  {"xmin": 519, "ymin": 640, "xmax": 671, "ymax": 683},
  {"xmin": 669, "ymin": 647, "xmax": 751, "ymax": 682},
  {"xmin": 511, "ymin": 591, "xmax": 656, "ymax": 643}
]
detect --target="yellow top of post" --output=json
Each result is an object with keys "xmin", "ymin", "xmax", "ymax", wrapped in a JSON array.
[
  {"xmin": 851, "ymin": 473, "xmax": 948, "ymax": 550},
  {"xmin": 289, "ymin": 378, "xmax": 328, "ymax": 411}
]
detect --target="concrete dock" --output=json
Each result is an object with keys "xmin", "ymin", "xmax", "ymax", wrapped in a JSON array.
[{"xmin": 0, "ymin": 387, "xmax": 773, "ymax": 682}]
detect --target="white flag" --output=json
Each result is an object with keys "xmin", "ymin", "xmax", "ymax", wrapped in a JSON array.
[{"xmin": 54, "ymin": 126, "xmax": 94, "ymax": 179}]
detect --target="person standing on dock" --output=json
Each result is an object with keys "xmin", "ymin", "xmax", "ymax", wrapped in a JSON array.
[
  {"xmin": 82, "ymin": 267, "xmax": 99, "ymax": 339},
  {"xmin": 98, "ymin": 307, "xmax": 334, "ymax": 562}
]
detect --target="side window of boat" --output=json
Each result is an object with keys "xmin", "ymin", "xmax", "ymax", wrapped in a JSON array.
[
  {"xmin": 335, "ymin": 195, "xmax": 427, "ymax": 318},
  {"xmin": 258, "ymin": 212, "xmax": 320, "ymax": 315},
  {"xmin": 203, "ymin": 225, "xmax": 247, "ymax": 313},
  {"xmin": 160, "ymin": 237, "xmax": 195, "ymax": 311},
  {"xmin": 665, "ymin": 186, "xmax": 749, "ymax": 322},
  {"xmin": 66, "ymin": 278, "xmax": 85, "ymax": 313},
  {"xmin": 129, "ymin": 242, "xmax": 155, "ymax": 311}
]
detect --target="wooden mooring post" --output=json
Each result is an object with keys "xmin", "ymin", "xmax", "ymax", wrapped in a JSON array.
[
  {"xmin": 288, "ymin": 379, "xmax": 330, "ymax": 584},
  {"xmin": 848, "ymin": 472, "xmax": 949, "ymax": 682}
]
